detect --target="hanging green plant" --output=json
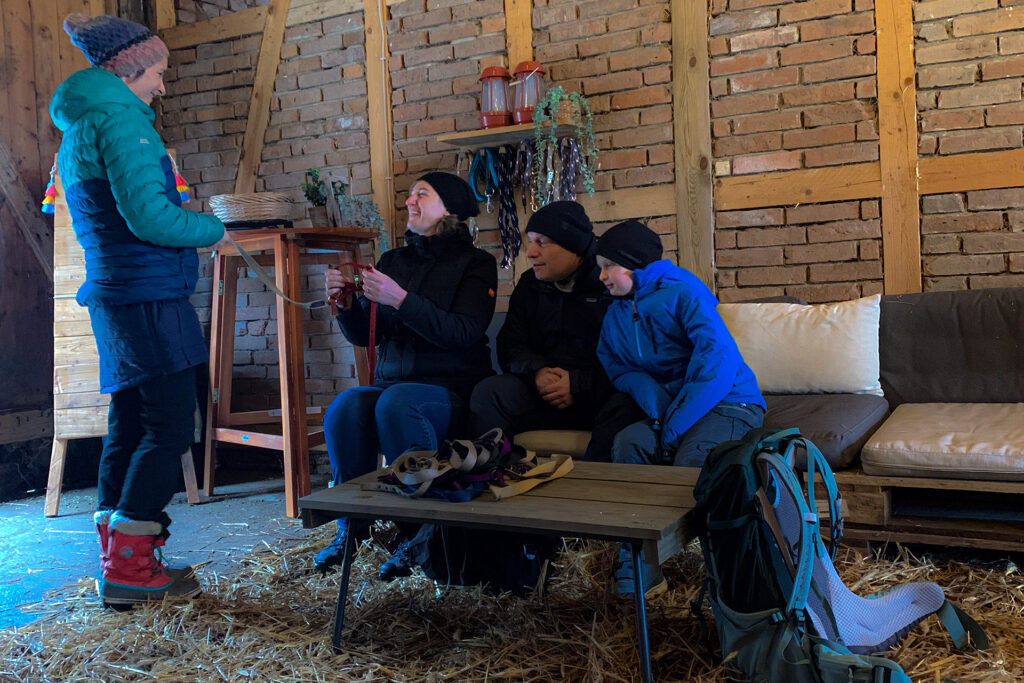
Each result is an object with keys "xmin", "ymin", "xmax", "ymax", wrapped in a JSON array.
[{"xmin": 531, "ymin": 86, "xmax": 598, "ymax": 206}]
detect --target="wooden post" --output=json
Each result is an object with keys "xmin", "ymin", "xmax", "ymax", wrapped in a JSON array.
[
  {"xmin": 504, "ymin": 0, "xmax": 532, "ymax": 69},
  {"xmin": 233, "ymin": 0, "xmax": 292, "ymax": 195},
  {"xmin": 672, "ymin": 0, "xmax": 714, "ymax": 290},
  {"xmin": 154, "ymin": 0, "xmax": 176, "ymax": 30},
  {"xmin": 875, "ymin": 0, "xmax": 922, "ymax": 294},
  {"xmin": 364, "ymin": 0, "xmax": 395, "ymax": 249}
]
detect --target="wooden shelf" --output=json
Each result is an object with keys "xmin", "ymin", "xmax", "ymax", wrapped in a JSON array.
[{"xmin": 435, "ymin": 122, "xmax": 577, "ymax": 148}]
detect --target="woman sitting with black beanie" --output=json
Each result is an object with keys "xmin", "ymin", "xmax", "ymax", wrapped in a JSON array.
[{"xmin": 315, "ymin": 172, "xmax": 497, "ymax": 576}]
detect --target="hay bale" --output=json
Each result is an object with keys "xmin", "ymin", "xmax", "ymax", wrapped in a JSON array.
[{"xmin": 1, "ymin": 525, "xmax": 1020, "ymax": 682}]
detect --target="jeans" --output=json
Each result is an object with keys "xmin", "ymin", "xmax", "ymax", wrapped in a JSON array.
[
  {"xmin": 469, "ymin": 374, "xmax": 646, "ymax": 462},
  {"xmin": 97, "ymin": 366, "xmax": 197, "ymax": 531},
  {"xmin": 612, "ymin": 401, "xmax": 766, "ymax": 468},
  {"xmin": 323, "ymin": 382, "xmax": 466, "ymax": 485}
]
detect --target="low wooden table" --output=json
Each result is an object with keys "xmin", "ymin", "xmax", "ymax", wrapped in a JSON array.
[{"xmin": 300, "ymin": 461, "xmax": 699, "ymax": 683}]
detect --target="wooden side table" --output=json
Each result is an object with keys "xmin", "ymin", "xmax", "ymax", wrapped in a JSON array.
[{"xmin": 203, "ymin": 227, "xmax": 378, "ymax": 518}]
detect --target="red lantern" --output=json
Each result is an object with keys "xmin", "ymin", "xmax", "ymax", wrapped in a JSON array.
[
  {"xmin": 512, "ymin": 61, "xmax": 546, "ymax": 124},
  {"xmin": 479, "ymin": 66, "xmax": 512, "ymax": 129}
]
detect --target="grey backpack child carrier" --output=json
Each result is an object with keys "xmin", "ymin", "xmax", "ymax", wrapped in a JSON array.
[{"xmin": 692, "ymin": 427, "xmax": 988, "ymax": 682}]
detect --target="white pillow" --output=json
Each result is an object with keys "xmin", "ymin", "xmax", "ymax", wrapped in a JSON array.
[{"xmin": 717, "ymin": 294, "xmax": 882, "ymax": 395}]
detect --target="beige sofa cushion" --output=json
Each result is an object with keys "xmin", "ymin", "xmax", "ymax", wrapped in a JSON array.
[
  {"xmin": 861, "ymin": 403, "xmax": 1024, "ymax": 481},
  {"xmin": 514, "ymin": 429, "xmax": 591, "ymax": 457},
  {"xmin": 718, "ymin": 294, "xmax": 883, "ymax": 396}
]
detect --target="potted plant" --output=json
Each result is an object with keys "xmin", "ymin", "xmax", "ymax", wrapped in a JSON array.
[
  {"xmin": 303, "ymin": 168, "xmax": 388, "ymax": 250},
  {"xmin": 531, "ymin": 86, "xmax": 598, "ymax": 206},
  {"xmin": 301, "ymin": 168, "xmax": 331, "ymax": 226}
]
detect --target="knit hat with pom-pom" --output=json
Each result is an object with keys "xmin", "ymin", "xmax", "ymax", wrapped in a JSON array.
[{"xmin": 63, "ymin": 13, "xmax": 168, "ymax": 79}]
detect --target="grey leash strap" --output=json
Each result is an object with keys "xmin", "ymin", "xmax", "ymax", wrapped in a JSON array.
[{"xmin": 215, "ymin": 232, "xmax": 329, "ymax": 310}]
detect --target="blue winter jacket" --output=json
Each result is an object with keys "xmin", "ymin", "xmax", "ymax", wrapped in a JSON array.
[
  {"xmin": 50, "ymin": 68, "xmax": 225, "ymax": 392},
  {"xmin": 597, "ymin": 260, "xmax": 765, "ymax": 448}
]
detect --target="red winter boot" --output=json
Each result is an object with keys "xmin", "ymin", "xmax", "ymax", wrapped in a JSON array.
[
  {"xmin": 100, "ymin": 514, "xmax": 201, "ymax": 607},
  {"xmin": 96, "ymin": 511, "xmax": 194, "ymax": 580}
]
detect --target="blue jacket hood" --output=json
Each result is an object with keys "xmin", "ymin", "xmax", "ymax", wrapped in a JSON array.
[
  {"xmin": 632, "ymin": 259, "xmax": 688, "ymax": 298},
  {"xmin": 50, "ymin": 68, "xmax": 153, "ymax": 132}
]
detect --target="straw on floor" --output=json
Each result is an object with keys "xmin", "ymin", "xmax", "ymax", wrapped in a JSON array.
[{"xmin": 1, "ymin": 523, "xmax": 1021, "ymax": 682}]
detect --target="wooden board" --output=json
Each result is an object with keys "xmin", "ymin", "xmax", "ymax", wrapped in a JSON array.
[
  {"xmin": 161, "ymin": 7, "xmax": 268, "ymax": 50},
  {"xmin": 364, "ymin": 0, "xmax": 395, "ymax": 249},
  {"xmin": 234, "ymin": 0, "xmax": 292, "ymax": 195},
  {"xmin": 503, "ymin": 0, "xmax": 532, "ymax": 69},
  {"xmin": 0, "ymin": 409, "xmax": 53, "ymax": 446},
  {"xmin": 0, "ymin": 141, "xmax": 53, "ymax": 281},
  {"xmin": 54, "ymin": 405, "xmax": 109, "ymax": 440},
  {"xmin": 919, "ymin": 148, "xmax": 1024, "ymax": 195},
  {"xmin": 672, "ymin": 0, "xmax": 713, "ymax": 289},
  {"xmin": 875, "ymin": 0, "xmax": 921, "ymax": 294},
  {"xmin": 714, "ymin": 162, "xmax": 882, "ymax": 211},
  {"xmin": 577, "ymin": 185, "xmax": 676, "ymax": 222}
]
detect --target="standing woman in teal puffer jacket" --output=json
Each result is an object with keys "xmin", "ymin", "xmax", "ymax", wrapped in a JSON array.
[{"xmin": 51, "ymin": 14, "xmax": 229, "ymax": 607}]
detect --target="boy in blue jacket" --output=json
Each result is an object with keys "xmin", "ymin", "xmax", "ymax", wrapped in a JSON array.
[{"xmin": 595, "ymin": 220, "xmax": 766, "ymax": 597}]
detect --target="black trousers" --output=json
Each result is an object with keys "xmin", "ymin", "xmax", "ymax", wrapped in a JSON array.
[
  {"xmin": 97, "ymin": 366, "xmax": 196, "ymax": 531},
  {"xmin": 469, "ymin": 374, "xmax": 646, "ymax": 462}
]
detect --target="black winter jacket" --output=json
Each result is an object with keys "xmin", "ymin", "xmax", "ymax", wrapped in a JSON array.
[
  {"xmin": 335, "ymin": 226, "xmax": 497, "ymax": 400},
  {"xmin": 497, "ymin": 257, "xmax": 613, "ymax": 399}
]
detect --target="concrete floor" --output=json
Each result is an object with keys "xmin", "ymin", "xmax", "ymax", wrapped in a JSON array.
[{"xmin": 0, "ymin": 475, "xmax": 328, "ymax": 630}]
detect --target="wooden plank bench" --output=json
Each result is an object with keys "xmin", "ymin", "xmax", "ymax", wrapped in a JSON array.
[
  {"xmin": 833, "ymin": 468, "xmax": 1024, "ymax": 552},
  {"xmin": 299, "ymin": 461, "xmax": 698, "ymax": 683}
]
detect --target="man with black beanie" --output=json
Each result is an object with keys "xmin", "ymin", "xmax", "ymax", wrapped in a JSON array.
[
  {"xmin": 470, "ymin": 201, "xmax": 644, "ymax": 462},
  {"xmin": 595, "ymin": 219, "xmax": 766, "ymax": 599}
]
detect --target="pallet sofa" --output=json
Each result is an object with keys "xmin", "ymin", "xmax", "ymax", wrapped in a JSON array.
[{"xmin": 509, "ymin": 287, "xmax": 1024, "ymax": 552}]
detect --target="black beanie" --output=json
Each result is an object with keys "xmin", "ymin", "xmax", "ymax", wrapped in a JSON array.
[
  {"xmin": 596, "ymin": 220, "xmax": 663, "ymax": 270},
  {"xmin": 525, "ymin": 200, "xmax": 594, "ymax": 255},
  {"xmin": 417, "ymin": 172, "xmax": 479, "ymax": 221}
]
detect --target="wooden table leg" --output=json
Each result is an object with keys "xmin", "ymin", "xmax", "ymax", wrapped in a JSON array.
[
  {"xmin": 631, "ymin": 540, "xmax": 653, "ymax": 683},
  {"xmin": 204, "ymin": 252, "xmax": 238, "ymax": 497},
  {"xmin": 276, "ymin": 236, "xmax": 311, "ymax": 518},
  {"xmin": 44, "ymin": 437, "xmax": 68, "ymax": 517}
]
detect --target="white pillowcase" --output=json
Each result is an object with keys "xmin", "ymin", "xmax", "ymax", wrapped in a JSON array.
[{"xmin": 717, "ymin": 294, "xmax": 882, "ymax": 395}]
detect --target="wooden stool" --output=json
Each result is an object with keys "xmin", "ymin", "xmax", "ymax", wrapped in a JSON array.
[{"xmin": 203, "ymin": 228, "xmax": 377, "ymax": 518}]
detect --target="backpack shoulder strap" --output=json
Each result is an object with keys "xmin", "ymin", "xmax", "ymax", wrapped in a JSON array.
[
  {"xmin": 786, "ymin": 436, "xmax": 843, "ymax": 555},
  {"xmin": 937, "ymin": 600, "xmax": 990, "ymax": 651},
  {"xmin": 756, "ymin": 451, "xmax": 818, "ymax": 616}
]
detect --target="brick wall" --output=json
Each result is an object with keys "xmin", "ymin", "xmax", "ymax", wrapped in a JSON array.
[
  {"xmin": 921, "ymin": 189, "xmax": 1024, "ymax": 290},
  {"xmin": 914, "ymin": 1, "xmax": 1024, "ymax": 292},
  {"xmin": 386, "ymin": 0, "xmax": 511, "ymax": 298},
  {"xmin": 161, "ymin": 13, "xmax": 370, "ymax": 440},
  {"xmin": 532, "ymin": 0, "xmax": 677, "ymax": 254},
  {"xmin": 715, "ymin": 199, "xmax": 883, "ymax": 302},
  {"xmin": 176, "ymin": 0, "xmax": 267, "ymax": 23},
  {"xmin": 709, "ymin": 0, "xmax": 881, "ymax": 302},
  {"xmin": 916, "ymin": 1, "xmax": 1024, "ymax": 157}
]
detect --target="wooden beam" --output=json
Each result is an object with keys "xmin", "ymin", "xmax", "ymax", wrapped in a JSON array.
[
  {"xmin": 504, "ymin": 0, "xmax": 532, "ymax": 68},
  {"xmin": 0, "ymin": 409, "xmax": 53, "ymax": 446},
  {"xmin": 160, "ymin": 6, "xmax": 267, "ymax": 50},
  {"xmin": 876, "ymin": 0, "xmax": 921, "ymax": 294},
  {"xmin": 672, "ymin": 0, "xmax": 714, "ymax": 289},
  {"xmin": 155, "ymin": 0, "xmax": 176, "ymax": 30},
  {"xmin": 714, "ymin": 162, "xmax": 882, "ymax": 210},
  {"xmin": 160, "ymin": 1, "xmax": 363, "ymax": 50},
  {"xmin": 577, "ymin": 185, "xmax": 675, "ymax": 224},
  {"xmin": 288, "ymin": 0, "xmax": 361, "ymax": 25},
  {"xmin": 364, "ymin": 0, "xmax": 395, "ymax": 248},
  {"xmin": 234, "ymin": 0, "xmax": 292, "ymax": 195},
  {"xmin": 919, "ymin": 148, "xmax": 1024, "ymax": 195},
  {"xmin": 0, "ymin": 142, "xmax": 54, "ymax": 282}
]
